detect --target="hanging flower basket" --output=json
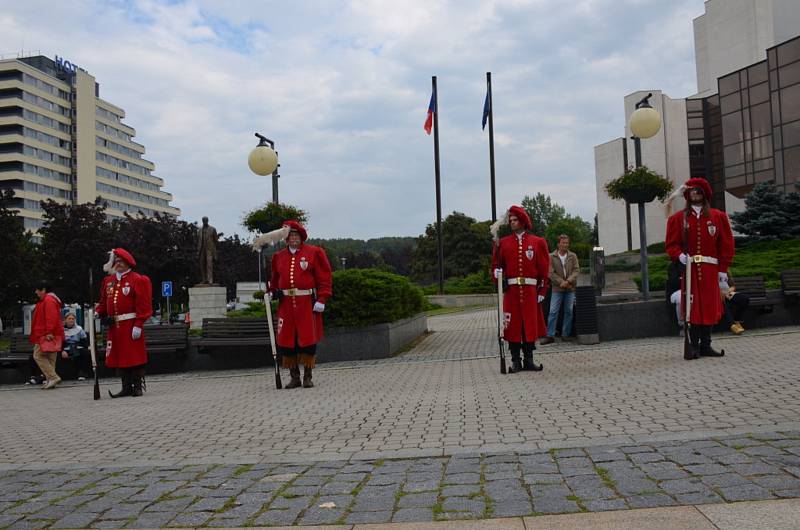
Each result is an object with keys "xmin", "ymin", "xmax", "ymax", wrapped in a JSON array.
[{"xmin": 605, "ymin": 166, "xmax": 673, "ymax": 204}]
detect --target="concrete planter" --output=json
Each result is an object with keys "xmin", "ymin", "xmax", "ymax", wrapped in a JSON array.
[{"xmin": 317, "ymin": 313, "xmax": 428, "ymax": 362}]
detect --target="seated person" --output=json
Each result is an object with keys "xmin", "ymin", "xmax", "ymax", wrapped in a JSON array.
[
  {"xmin": 720, "ymin": 277, "xmax": 750, "ymax": 335},
  {"xmin": 665, "ymin": 260, "xmax": 684, "ymax": 335},
  {"xmin": 62, "ymin": 313, "xmax": 92, "ymax": 380}
]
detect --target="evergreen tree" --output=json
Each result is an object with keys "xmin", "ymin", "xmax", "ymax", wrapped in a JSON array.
[
  {"xmin": 0, "ymin": 190, "xmax": 39, "ymax": 320},
  {"xmin": 730, "ymin": 182, "xmax": 790, "ymax": 240}
]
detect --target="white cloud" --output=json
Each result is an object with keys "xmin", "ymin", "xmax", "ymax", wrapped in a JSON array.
[{"xmin": 1, "ymin": 0, "xmax": 705, "ymax": 238}]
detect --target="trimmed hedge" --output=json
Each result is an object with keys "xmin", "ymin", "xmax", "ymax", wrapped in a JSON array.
[
  {"xmin": 229, "ymin": 269, "xmax": 426, "ymax": 328},
  {"xmin": 326, "ymin": 269, "xmax": 425, "ymax": 327}
]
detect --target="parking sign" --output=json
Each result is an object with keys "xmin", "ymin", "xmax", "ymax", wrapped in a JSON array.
[{"xmin": 161, "ymin": 281, "xmax": 173, "ymax": 297}]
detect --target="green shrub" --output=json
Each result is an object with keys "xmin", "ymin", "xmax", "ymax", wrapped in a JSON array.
[
  {"xmin": 252, "ymin": 290, "xmax": 265, "ymax": 301},
  {"xmin": 420, "ymin": 270, "xmax": 494, "ymax": 295},
  {"xmin": 326, "ymin": 269, "xmax": 425, "ymax": 327},
  {"xmin": 605, "ymin": 166, "xmax": 673, "ymax": 202}
]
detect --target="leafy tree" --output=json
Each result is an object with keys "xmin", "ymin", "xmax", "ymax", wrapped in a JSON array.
[
  {"xmin": 0, "ymin": 190, "xmax": 39, "ymax": 320},
  {"xmin": 113, "ymin": 213, "xmax": 199, "ymax": 307},
  {"xmin": 243, "ymin": 202, "xmax": 307, "ymax": 233},
  {"xmin": 521, "ymin": 193, "xmax": 566, "ymax": 236},
  {"xmin": 412, "ymin": 212, "xmax": 492, "ymax": 282},
  {"xmin": 730, "ymin": 182, "xmax": 799, "ymax": 241},
  {"xmin": 216, "ymin": 234, "xmax": 261, "ymax": 300},
  {"xmin": 544, "ymin": 215, "xmax": 593, "ymax": 252},
  {"xmin": 38, "ymin": 199, "xmax": 116, "ymax": 305}
]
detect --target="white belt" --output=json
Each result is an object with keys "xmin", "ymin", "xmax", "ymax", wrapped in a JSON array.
[
  {"xmin": 507, "ymin": 277, "xmax": 538, "ymax": 286},
  {"xmin": 113, "ymin": 313, "xmax": 137, "ymax": 322},
  {"xmin": 285, "ymin": 288, "xmax": 313, "ymax": 296},
  {"xmin": 690, "ymin": 255, "xmax": 718, "ymax": 265}
]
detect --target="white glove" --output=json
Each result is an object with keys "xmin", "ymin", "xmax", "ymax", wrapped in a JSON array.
[
  {"xmin": 493, "ymin": 268, "xmax": 502, "ymax": 279},
  {"xmin": 719, "ymin": 280, "xmax": 729, "ymax": 292},
  {"xmin": 313, "ymin": 302, "xmax": 325, "ymax": 313},
  {"xmin": 679, "ymin": 253, "xmax": 688, "ymax": 265},
  {"xmin": 537, "ymin": 295, "xmax": 545, "ymax": 303},
  {"xmin": 718, "ymin": 272, "xmax": 728, "ymax": 283},
  {"xmin": 131, "ymin": 326, "xmax": 142, "ymax": 340}
]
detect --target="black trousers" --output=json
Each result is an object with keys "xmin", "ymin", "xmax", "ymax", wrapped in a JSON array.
[{"xmin": 721, "ymin": 293, "xmax": 750, "ymax": 327}]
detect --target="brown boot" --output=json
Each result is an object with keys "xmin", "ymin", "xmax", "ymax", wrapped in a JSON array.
[
  {"xmin": 285, "ymin": 366, "xmax": 302, "ymax": 389},
  {"xmin": 303, "ymin": 366, "xmax": 314, "ymax": 388}
]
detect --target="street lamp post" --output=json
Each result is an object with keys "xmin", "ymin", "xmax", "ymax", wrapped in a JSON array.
[
  {"xmin": 341, "ymin": 257, "xmax": 346, "ymax": 270},
  {"xmin": 248, "ymin": 133, "xmax": 280, "ymax": 203},
  {"xmin": 628, "ymin": 93, "xmax": 662, "ymax": 301}
]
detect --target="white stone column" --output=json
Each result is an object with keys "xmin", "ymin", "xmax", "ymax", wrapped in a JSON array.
[{"xmin": 188, "ymin": 285, "xmax": 227, "ymax": 329}]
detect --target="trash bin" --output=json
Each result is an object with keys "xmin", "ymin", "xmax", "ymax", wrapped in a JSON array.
[
  {"xmin": 574, "ymin": 286, "xmax": 599, "ymax": 344},
  {"xmin": 590, "ymin": 246, "xmax": 605, "ymax": 295}
]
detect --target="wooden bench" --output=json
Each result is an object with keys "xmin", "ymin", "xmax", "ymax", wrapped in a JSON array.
[
  {"xmin": 0, "ymin": 334, "xmax": 33, "ymax": 367},
  {"xmin": 733, "ymin": 275, "xmax": 772, "ymax": 312},
  {"xmin": 781, "ymin": 270, "xmax": 800, "ymax": 301},
  {"xmin": 99, "ymin": 323, "xmax": 189, "ymax": 357},
  {"xmin": 197, "ymin": 318, "xmax": 270, "ymax": 353}
]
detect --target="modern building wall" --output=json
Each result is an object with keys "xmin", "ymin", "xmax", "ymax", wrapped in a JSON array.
[
  {"xmin": 694, "ymin": 0, "xmax": 800, "ymax": 96},
  {"xmin": 0, "ymin": 54, "xmax": 179, "ymax": 239}
]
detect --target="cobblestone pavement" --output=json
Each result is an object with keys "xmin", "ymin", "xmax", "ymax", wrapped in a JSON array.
[
  {"xmin": 1, "ymin": 432, "xmax": 800, "ymax": 528},
  {"xmin": 1, "ymin": 311, "xmax": 799, "ymax": 527}
]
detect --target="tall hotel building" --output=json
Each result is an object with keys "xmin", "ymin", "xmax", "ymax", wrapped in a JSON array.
[{"xmin": 0, "ymin": 54, "xmax": 180, "ymax": 240}]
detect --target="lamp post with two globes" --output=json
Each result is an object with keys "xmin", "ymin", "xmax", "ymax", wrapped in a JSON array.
[{"xmin": 628, "ymin": 93, "xmax": 662, "ymax": 301}]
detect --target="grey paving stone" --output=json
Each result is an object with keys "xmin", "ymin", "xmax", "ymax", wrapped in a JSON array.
[
  {"xmin": 443, "ymin": 472, "xmax": 480, "ymax": 484},
  {"xmin": 292, "ymin": 475, "xmax": 328, "ymax": 486},
  {"xmin": 0, "ymin": 515, "xmax": 23, "ymax": 528},
  {"xmin": 524, "ymin": 473, "xmax": 565, "ymax": 485},
  {"xmin": 219, "ymin": 502, "xmax": 262, "ymax": 519},
  {"xmin": 205, "ymin": 516, "xmax": 249, "ymax": 527},
  {"xmin": 442, "ymin": 496, "xmax": 485, "ymax": 514},
  {"xmin": 269, "ymin": 495, "xmax": 312, "ymax": 510},
  {"xmin": 333, "ymin": 472, "xmax": 367, "ymax": 483},
  {"xmin": 584, "ymin": 498, "xmax": 628, "ymax": 511},
  {"xmin": 714, "ymin": 453, "xmax": 754, "ymax": 465},
  {"xmin": 23, "ymin": 505, "xmax": 75, "ymax": 520},
  {"xmin": 742, "ymin": 445, "xmax": 786, "ymax": 457},
  {"xmin": 629, "ymin": 452, "xmax": 664, "ymax": 464},
  {"xmin": 675, "ymin": 490, "xmax": 725, "ymax": 505},
  {"xmin": 399, "ymin": 492, "xmax": 438, "ymax": 508},
  {"xmin": 658, "ymin": 478, "xmax": 708, "ymax": 494},
  {"xmin": 165, "ymin": 511, "xmax": 212, "ymax": 527},
  {"xmin": 614, "ymin": 478, "xmax": 659, "ymax": 495},
  {"xmin": 298, "ymin": 506, "xmax": 345, "ymax": 525},
  {"xmin": 553, "ymin": 448, "xmax": 585, "ymax": 458},
  {"xmin": 586, "ymin": 447, "xmax": 628, "ymax": 463},
  {"xmin": 144, "ymin": 497, "xmax": 195, "ymax": 512},
  {"xmin": 560, "ymin": 466, "xmax": 597, "ymax": 477},
  {"xmin": 773, "ymin": 488, "xmax": 800, "ymax": 498},
  {"xmin": 532, "ymin": 497, "xmax": 581, "ymax": 514},
  {"xmin": 730, "ymin": 462, "xmax": 783, "ymax": 476},
  {"xmin": 281, "ymin": 485, "xmax": 320, "ymax": 497},
  {"xmin": 620, "ymin": 446, "xmax": 655, "ymax": 454},
  {"xmin": 442, "ymin": 485, "xmax": 481, "ymax": 496},
  {"xmin": 6, "ymin": 501, "xmax": 49, "ymax": 515},
  {"xmin": 319, "ymin": 481, "xmax": 357, "ymax": 495},
  {"xmin": 51, "ymin": 512, "xmax": 99, "ymax": 529},
  {"xmin": 485, "ymin": 470, "xmax": 519, "ymax": 481},
  {"xmin": 521, "ymin": 463, "xmax": 559, "ymax": 474},
  {"xmin": 90, "ymin": 519, "xmax": 129, "ymax": 529},
  {"xmin": 530, "ymin": 484, "xmax": 572, "ymax": 498},
  {"xmin": 571, "ymin": 486, "xmax": 617, "ymax": 501},
  {"xmin": 750, "ymin": 474, "xmax": 800, "ymax": 490},
  {"xmin": 701, "ymin": 472, "xmax": 752, "ymax": 488},
  {"xmin": 684, "ymin": 463, "xmax": 731, "ymax": 476},
  {"xmin": 627, "ymin": 493, "xmax": 676, "ymax": 508},
  {"xmin": 345, "ymin": 510, "xmax": 393, "ymax": 523},
  {"xmin": 367, "ymin": 473, "xmax": 405, "ymax": 486},
  {"xmin": 718, "ymin": 483, "xmax": 776, "ymax": 501},
  {"xmin": 101, "ymin": 502, "xmax": 150, "ymax": 519},
  {"xmin": 403, "ymin": 480, "xmax": 440, "ymax": 492},
  {"xmin": 186, "ymin": 496, "xmax": 229, "ymax": 511},
  {"xmin": 557, "ymin": 456, "xmax": 593, "ymax": 468},
  {"xmin": 314, "ymin": 494, "xmax": 353, "ymax": 510},
  {"xmin": 491, "ymin": 498, "xmax": 534, "ymax": 517},
  {"xmin": 253, "ymin": 509, "xmax": 301, "ymax": 526},
  {"xmin": 351, "ymin": 495, "xmax": 396, "ymax": 512},
  {"xmin": 664, "ymin": 452, "xmax": 713, "ymax": 466},
  {"xmin": 392, "ymin": 507, "xmax": 433, "ymax": 522},
  {"xmin": 640, "ymin": 462, "xmax": 689, "ymax": 481}
]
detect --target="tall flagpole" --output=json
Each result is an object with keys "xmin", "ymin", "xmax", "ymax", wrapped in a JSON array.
[
  {"xmin": 487, "ymin": 72, "xmax": 497, "ymax": 223},
  {"xmin": 432, "ymin": 75, "xmax": 444, "ymax": 295}
]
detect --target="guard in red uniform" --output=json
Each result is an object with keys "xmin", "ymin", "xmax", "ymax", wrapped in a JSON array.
[
  {"xmin": 665, "ymin": 178, "xmax": 735, "ymax": 360},
  {"xmin": 269, "ymin": 220, "xmax": 333, "ymax": 389},
  {"xmin": 96, "ymin": 248, "xmax": 153, "ymax": 397},
  {"xmin": 490, "ymin": 205, "xmax": 550, "ymax": 373}
]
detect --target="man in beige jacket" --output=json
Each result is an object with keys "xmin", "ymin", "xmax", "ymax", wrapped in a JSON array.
[{"xmin": 541, "ymin": 234, "xmax": 580, "ymax": 344}]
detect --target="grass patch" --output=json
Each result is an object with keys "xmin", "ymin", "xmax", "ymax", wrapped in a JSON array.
[
  {"xmin": 635, "ymin": 490, "xmax": 663, "ymax": 496},
  {"xmin": 373, "ymin": 459, "xmax": 385, "ymax": 467},
  {"xmin": 431, "ymin": 501, "xmax": 444, "ymax": 517},
  {"xmin": 730, "ymin": 444, "xmax": 746, "ymax": 450},
  {"xmin": 0, "ymin": 338, "xmax": 10, "ymax": 352},
  {"xmin": 212, "ymin": 498, "xmax": 238, "ymax": 514},
  {"xmin": 595, "ymin": 466, "xmax": 617, "ymax": 490},
  {"xmin": 280, "ymin": 492, "xmax": 301, "ymax": 499},
  {"xmin": 566, "ymin": 494, "xmax": 589, "ymax": 513},
  {"xmin": 233, "ymin": 464, "xmax": 253, "ymax": 476},
  {"xmin": 483, "ymin": 495, "xmax": 494, "ymax": 519},
  {"xmin": 350, "ymin": 484, "xmax": 364, "ymax": 496}
]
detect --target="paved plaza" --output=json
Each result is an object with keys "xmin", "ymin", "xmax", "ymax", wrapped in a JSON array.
[{"xmin": 1, "ymin": 309, "xmax": 800, "ymax": 528}]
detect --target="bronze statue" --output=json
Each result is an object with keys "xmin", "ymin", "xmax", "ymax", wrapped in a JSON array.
[{"xmin": 198, "ymin": 216, "xmax": 218, "ymax": 284}]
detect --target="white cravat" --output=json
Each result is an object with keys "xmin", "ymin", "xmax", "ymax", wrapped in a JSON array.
[
  {"xmin": 289, "ymin": 246, "xmax": 299, "ymax": 254},
  {"xmin": 691, "ymin": 205, "xmax": 702, "ymax": 218},
  {"xmin": 115, "ymin": 269, "xmax": 130, "ymax": 281}
]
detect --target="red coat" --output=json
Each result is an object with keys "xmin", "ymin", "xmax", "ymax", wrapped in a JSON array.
[
  {"xmin": 491, "ymin": 232, "xmax": 550, "ymax": 342},
  {"xmin": 269, "ymin": 244, "xmax": 333, "ymax": 348},
  {"xmin": 29, "ymin": 293, "xmax": 64, "ymax": 346},
  {"xmin": 665, "ymin": 208, "xmax": 735, "ymax": 325},
  {"xmin": 96, "ymin": 270, "xmax": 153, "ymax": 368}
]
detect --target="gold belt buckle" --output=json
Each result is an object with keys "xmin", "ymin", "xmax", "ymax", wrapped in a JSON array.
[
  {"xmin": 518, "ymin": 277, "xmax": 524, "ymax": 285},
  {"xmin": 286, "ymin": 288, "xmax": 297, "ymax": 296},
  {"xmin": 693, "ymin": 255, "xmax": 703, "ymax": 264}
]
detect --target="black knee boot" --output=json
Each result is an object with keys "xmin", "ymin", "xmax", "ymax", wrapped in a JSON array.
[
  {"xmin": 522, "ymin": 343, "xmax": 543, "ymax": 371},
  {"xmin": 699, "ymin": 325, "xmax": 724, "ymax": 357},
  {"xmin": 131, "ymin": 367, "xmax": 146, "ymax": 397},
  {"xmin": 109, "ymin": 368, "xmax": 133, "ymax": 398},
  {"xmin": 508, "ymin": 343, "xmax": 523, "ymax": 373},
  {"xmin": 685, "ymin": 326, "xmax": 701, "ymax": 360}
]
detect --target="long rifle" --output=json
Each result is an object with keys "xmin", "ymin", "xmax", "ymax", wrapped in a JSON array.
[
  {"xmin": 497, "ymin": 269, "xmax": 507, "ymax": 374},
  {"xmin": 87, "ymin": 267, "xmax": 101, "ymax": 399},
  {"xmin": 683, "ymin": 214, "xmax": 693, "ymax": 360},
  {"xmin": 264, "ymin": 289, "xmax": 282, "ymax": 389}
]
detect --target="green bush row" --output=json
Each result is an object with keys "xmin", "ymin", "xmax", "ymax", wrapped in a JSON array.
[{"xmin": 228, "ymin": 269, "xmax": 426, "ymax": 328}]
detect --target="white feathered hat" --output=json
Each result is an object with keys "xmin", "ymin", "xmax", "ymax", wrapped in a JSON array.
[{"xmin": 252, "ymin": 225, "xmax": 290, "ymax": 252}]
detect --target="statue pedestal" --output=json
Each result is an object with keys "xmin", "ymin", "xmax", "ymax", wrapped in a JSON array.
[{"xmin": 188, "ymin": 285, "xmax": 226, "ymax": 329}]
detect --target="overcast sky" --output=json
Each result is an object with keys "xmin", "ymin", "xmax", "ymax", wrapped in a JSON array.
[{"xmin": 2, "ymin": 0, "xmax": 704, "ymax": 240}]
